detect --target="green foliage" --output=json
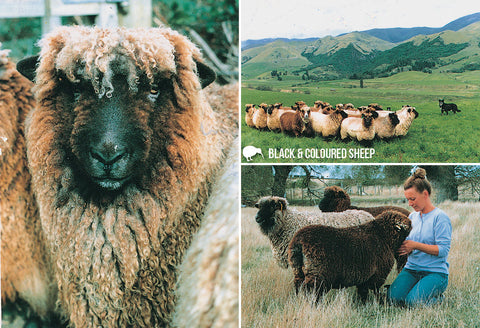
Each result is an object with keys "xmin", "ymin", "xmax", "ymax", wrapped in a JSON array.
[
  {"xmin": 153, "ymin": 0, "xmax": 238, "ymax": 63},
  {"xmin": 0, "ymin": 18, "xmax": 42, "ymax": 60}
]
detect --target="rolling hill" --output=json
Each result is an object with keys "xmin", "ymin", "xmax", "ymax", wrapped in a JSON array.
[{"xmin": 242, "ymin": 14, "xmax": 480, "ymax": 80}]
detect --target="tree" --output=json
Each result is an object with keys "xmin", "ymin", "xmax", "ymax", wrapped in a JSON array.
[
  {"xmin": 422, "ymin": 166, "xmax": 458, "ymax": 202},
  {"xmin": 271, "ymin": 166, "xmax": 294, "ymax": 197},
  {"xmin": 241, "ymin": 166, "xmax": 274, "ymax": 206}
]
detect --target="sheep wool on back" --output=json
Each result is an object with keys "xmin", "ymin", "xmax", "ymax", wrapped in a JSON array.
[{"xmin": 19, "ymin": 26, "xmax": 237, "ymax": 327}]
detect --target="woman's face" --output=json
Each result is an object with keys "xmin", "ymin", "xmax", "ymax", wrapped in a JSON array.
[{"xmin": 404, "ymin": 187, "xmax": 429, "ymax": 212}]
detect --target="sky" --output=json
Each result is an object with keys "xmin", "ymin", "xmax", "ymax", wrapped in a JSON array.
[{"xmin": 241, "ymin": 0, "xmax": 480, "ymax": 40}]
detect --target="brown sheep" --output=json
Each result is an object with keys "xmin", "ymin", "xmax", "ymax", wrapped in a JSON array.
[
  {"xmin": 16, "ymin": 26, "xmax": 238, "ymax": 327},
  {"xmin": 318, "ymin": 185, "xmax": 411, "ymax": 217},
  {"xmin": 280, "ymin": 106, "xmax": 311, "ymax": 137},
  {"xmin": 288, "ymin": 210, "xmax": 412, "ymax": 302},
  {"xmin": 245, "ymin": 103, "xmax": 256, "ymax": 128},
  {"xmin": 267, "ymin": 103, "xmax": 294, "ymax": 132},
  {"xmin": 318, "ymin": 185, "xmax": 411, "ymax": 272},
  {"xmin": 0, "ymin": 46, "xmax": 57, "ymax": 320}
]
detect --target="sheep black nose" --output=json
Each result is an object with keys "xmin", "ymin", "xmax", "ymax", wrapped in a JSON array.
[{"xmin": 90, "ymin": 144, "xmax": 127, "ymax": 167}]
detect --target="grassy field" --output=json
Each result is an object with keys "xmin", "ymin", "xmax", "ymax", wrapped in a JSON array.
[
  {"xmin": 241, "ymin": 201, "xmax": 480, "ymax": 328},
  {"xmin": 241, "ymin": 71, "xmax": 480, "ymax": 163}
]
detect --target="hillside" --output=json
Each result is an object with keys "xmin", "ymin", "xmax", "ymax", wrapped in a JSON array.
[{"xmin": 242, "ymin": 19, "xmax": 480, "ymax": 80}]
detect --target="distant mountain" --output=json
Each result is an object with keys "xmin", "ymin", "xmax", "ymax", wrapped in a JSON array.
[
  {"xmin": 360, "ymin": 12, "xmax": 480, "ymax": 43},
  {"xmin": 241, "ymin": 15, "xmax": 480, "ymax": 80},
  {"xmin": 242, "ymin": 38, "xmax": 318, "ymax": 51}
]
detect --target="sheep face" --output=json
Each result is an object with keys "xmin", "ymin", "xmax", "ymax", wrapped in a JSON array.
[
  {"xmin": 18, "ymin": 27, "xmax": 216, "ymax": 194},
  {"xmin": 318, "ymin": 186, "xmax": 351, "ymax": 212},
  {"xmin": 254, "ymin": 196, "xmax": 287, "ymax": 234}
]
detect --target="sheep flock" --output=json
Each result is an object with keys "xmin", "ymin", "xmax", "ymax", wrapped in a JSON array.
[{"xmin": 245, "ymin": 101, "xmax": 419, "ymax": 144}]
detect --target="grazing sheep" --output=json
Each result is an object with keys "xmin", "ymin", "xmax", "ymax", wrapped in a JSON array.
[
  {"xmin": 0, "ymin": 46, "xmax": 58, "ymax": 321},
  {"xmin": 16, "ymin": 26, "xmax": 238, "ymax": 327},
  {"xmin": 173, "ymin": 137, "xmax": 239, "ymax": 328},
  {"xmin": 254, "ymin": 196, "xmax": 374, "ymax": 269},
  {"xmin": 439, "ymin": 99, "xmax": 460, "ymax": 115},
  {"xmin": 395, "ymin": 105, "xmax": 419, "ymax": 137},
  {"xmin": 267, "ymin": 103, "xmax": 294, "ymax": 132},
  {"xmin": 288, "ymin": 210, "xmax": 412, "ymax": 302},
  {"xmin": 373, "ymin": 112, "xmax": 400, "ymax": 139},
  {"xmin": 280, "ymin": 106, "xmax": 311, "ymax": 137},
  {"xmin": 245, "ymin": 104, "xmax": 256, "ymax": 128},
  {"xmin": 309, "ymin": 109, "xmax": 348, "ymax": 138},
  {"xmin": 253, "ymin": 103, "xmax": 268, "ymax": 130},
  {"xmin": 340, "ymin": 110, "xmax": 379, "ymax": 143}
]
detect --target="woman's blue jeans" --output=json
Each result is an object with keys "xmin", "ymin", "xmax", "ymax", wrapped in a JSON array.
[{"xmin": 387, "ymin": 268, "xmax": 448, "ymax": 307}]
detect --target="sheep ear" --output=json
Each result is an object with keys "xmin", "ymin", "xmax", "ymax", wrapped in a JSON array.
[
  {"xmin": 276, "ymin": 198, "xmax": 287, "ymax": 211},
  {"xmin": 17, "ymin": 55, "xmax": 39, "ymax": 82},
  {"xmin": 195, "ymin": 60, "xmax": 216, "ymax": 89},
  {"xmin": 254, "ymin": 202, "xmax": 259, "ymax": 209},
  {"xmin": 372, "ymin": 111, "xmax": 379, "ymax": 118}
]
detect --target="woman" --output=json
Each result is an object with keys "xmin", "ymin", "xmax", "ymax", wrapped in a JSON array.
[{"xmin": 387, "ymin": 168, "xmax": 452, "ymax": 307}]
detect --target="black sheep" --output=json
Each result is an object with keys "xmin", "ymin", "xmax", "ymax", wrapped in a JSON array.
[{"xmin": 288, "ymin": 210, "xmax": 411, "ymax": 302}]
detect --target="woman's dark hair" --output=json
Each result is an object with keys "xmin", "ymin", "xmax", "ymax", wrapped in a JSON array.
[{"xmin": 404, "ymin": 168, "xmax": 432, "ymax": 195}]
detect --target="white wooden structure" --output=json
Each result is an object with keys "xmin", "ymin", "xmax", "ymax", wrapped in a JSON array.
[{"xmin": 0, "ymin": 0, "xmax": 151, "ymax": 34}]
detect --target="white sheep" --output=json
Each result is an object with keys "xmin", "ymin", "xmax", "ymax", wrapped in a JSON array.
[
  {"xmin": 253, "ymin": 103, "xmax": 268, "ymax": 130},
  {"xmin": 267, "ymin": 103, "xmax": 294, "ymax": 132},
  {"xmin": 309, "ymin": 109, "xmax": 348, "ymax": 138},
  {"xmin": 395, "ymin": 105, "xmax": 419, "ymax": 137},
  {"xmin": 254, "ymin": 196, "xmax": 375, "ymax": 269},
  {"xmin": 374, "ymin": 112, "xmax": 400, "ymax": 139},
  {"xmin": 340, "ymin": 110, "xmax": 379, "ymax": 142}
]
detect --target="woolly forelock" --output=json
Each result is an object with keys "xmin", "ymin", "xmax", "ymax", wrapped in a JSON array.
[
  {"xmin": 26, "ymin": 26, "xmax": 236, "ymax": 327},
  {"xmin": 36, "ymin": 26, "xmax": 193, "ymax": 98}
]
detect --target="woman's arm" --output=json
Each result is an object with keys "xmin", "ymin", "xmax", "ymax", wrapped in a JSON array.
[{"xmin": 398, "ymin": 240, "xmax": 439, "ymax": 256}]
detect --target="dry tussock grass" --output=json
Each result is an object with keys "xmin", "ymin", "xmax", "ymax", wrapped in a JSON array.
[{"xmin": 241, "ymin": 202, "xmax": 480, "ymax": 328}]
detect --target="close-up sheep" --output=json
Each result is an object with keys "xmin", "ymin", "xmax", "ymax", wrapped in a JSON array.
[
  {"xmin": 8, "ymin": 25, "xmax": 238, "ymax": 327},
  {"xmin": 288, "ymin": 210, "xmax": 412, "ymax": 302},
  {"xmin": 254, "ymin": 196, "xmax": 375, "ymax": 269}
]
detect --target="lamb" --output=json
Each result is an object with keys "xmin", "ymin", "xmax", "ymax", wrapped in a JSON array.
[
  {"xmin": 280, "ymin": 106, "xmax": 311, "ymax": 137},
  {"xmin": 16, "ymin": 26, "xmax": 238, "ymax": 327},
  {"xmin": 173, "ymin": 137, "xmax": 239, "ymax": 328},
  {"xmin": 439, "ymin": 99, "xmax": 460, "ymax": 115},
  {"xmin": 1, "ymin": 45, "xmax": 58, "ymax": 321},
  {"xmin": 253, "ymin": 103, "xmax": 268, "ymax": 130},
  {"xmin": 309, "ymin": 108, "xmax": 348, "ymax": 138},
  {"xmin": 340, "ymin": 110, "xmax": 379, "ymax": 143},
  {"xmin": 267, "ymin": 102, "xmax": 294, "ymax": 132},
  {"xmin": 394, "ymin": 105, "xmax": 419, "ymax": 137},
  {"xmin": 318, "ymin": 185, "xmax": 411, "ymax": 217},
  {"xmin": 288, "ymin": 210, "xmax": 412, "ymax": 302},
  {"xmin": 373, "ymin": 111, "xmax": 400, "ymax": 139},
  {"xmin": 245, "ymin": 104, "xmax": 256, "ymax": 128},
  {"xmin": 254, "ymin": 196, "xmax": 375, "ymax": 269}
]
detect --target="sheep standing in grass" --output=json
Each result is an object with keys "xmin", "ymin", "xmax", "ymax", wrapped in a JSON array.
[
  {"xmin": 267, "ymin": 103, "xmax": 294, "ymax": 132},
  {"xmin": 1, "ymin": 46, "xmax": 58, "ymax": 321},
  {"xmin": 288, "ymin": 211, "xmax": 411, "ymax": 302},
  {"xmin": 340, "ymin": 110, "xmax": 379, "ymax": 143},
  {"xmin": 245, "ymin": 104, "xmax": 256, "ymax": 128},
  {"xmin": 16, "ymin": 26, "xmax": 237, "ymax": 327},
  {"xmin": 374, "ymin": 112, "xmax": 400, "ymax": 139},
  {"xmin": 395, "ymin": 105, "xmax": 419, "ymax": 137},
  {"xmin": 253, "ymin": 103, "xmax": 268, "ymax": 130},
  {"xmin": 309, "ymin": 109, "xmax": 348, "ymax": 138},
  {"xmin": 280, "ymin": 106, "xmax": 311, "ymax": 137},
  {"xmin": 254, "ymin": 196, "xmax": 374, "ymax": 269}
]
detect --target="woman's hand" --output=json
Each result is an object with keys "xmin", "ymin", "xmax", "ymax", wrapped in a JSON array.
[{"xmin": 398, "ymin": 240, "xmax": 416, "ymax": 256}]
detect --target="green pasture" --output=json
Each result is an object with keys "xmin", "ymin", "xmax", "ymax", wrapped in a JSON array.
[{"xmin": 241, "ymin": 71, "xmax": 480, "ymax": 163}]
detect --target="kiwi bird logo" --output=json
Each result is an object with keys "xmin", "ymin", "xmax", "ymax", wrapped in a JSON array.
[{"xmin": 243, "ymin": 146, "xmax": 264, "ymax": 161}]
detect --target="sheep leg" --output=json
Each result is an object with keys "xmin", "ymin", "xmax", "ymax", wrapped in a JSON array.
[
  {"xmin": 356, "ymin": 284, "xmax": 369, "ymax": 303},
  {"xmin": 292, "ymin": 267, "xmax": 305, "ymax": 294}
]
